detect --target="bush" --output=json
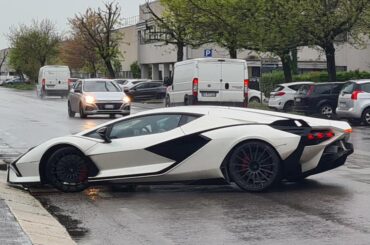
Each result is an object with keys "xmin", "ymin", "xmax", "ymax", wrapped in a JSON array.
[
  {"xmin": 3, "ymin": 83, "xmax": 35, "ymax": 90},
  {"xmin": 261, "ymin": 70, "xmax": 370, "ymax": 96}
]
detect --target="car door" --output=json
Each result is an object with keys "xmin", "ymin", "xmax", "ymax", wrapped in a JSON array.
[
  {"xmin": 131, "ymin": 83, "xmax": 150, "ymax": 99},
  {"xmin": 85, "ymin": 114, "xmax": 188, "ymax": 180}
]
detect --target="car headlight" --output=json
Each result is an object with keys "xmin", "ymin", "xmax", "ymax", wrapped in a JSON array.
[
  {"xmin": 123, "ymin": 96, "xmax": 131, "ymax": 103},
  {"xmin": 85, "ymin": 95, "xmax": 95, "ymax": 104}
]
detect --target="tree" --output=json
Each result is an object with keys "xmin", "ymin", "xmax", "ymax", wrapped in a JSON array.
[
  {"xmin": 302, "ymin": 0, "xmax": 370, "ymax": 81},
  {"xmin": 59, "ymin": 37, "xmax": 101, "ymax": 78},
  {"xmin": 0, "ymin": 49, "xmax": 8, "ymax": 73},
  {"xmin": 145, "ymin": 0, "xmax": 209, "ymax": 61},
  {"xmin": 253, "ymin": 0, "xmax": 309, "ymax": 82},
  {"xmin": 70, "ymin": 2, "xmax": 123, "ymax": 78},
  {"xmin": 130, "ymin": 61, "xmax": 141, "ymax": 78},
  {"xmin": 8, "ymin": 19, "xmax": 60, "ymax": 82},
  {"xmin": 186, "ymin": 0, "xmax": 258, "ymax": 59}
]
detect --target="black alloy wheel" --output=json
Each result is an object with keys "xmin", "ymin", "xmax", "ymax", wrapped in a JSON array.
[
  {"xmin": 228, "ymin": 141, "xmax": 281, "ymax": 192},
  {"xmin": 320, "ymin": 104, "xmax": 334, "ymax": 118},
  {"xmin": 45, "ymin": 147, "xmax": 90, "ymax": 192},
  {"xmin": 68, "ymin": 102, "xmax": 75, "ymax": 118}
]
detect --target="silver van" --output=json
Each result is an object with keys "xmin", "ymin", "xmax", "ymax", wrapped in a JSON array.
[{"xmin": 336, "ymin": 80, "xmax": 370, "ymax": 125}]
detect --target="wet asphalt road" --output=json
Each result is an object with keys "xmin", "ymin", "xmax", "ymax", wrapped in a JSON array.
[{"xmin": 1, "ymin": 87, "xmax": 370, "ymax": 244}]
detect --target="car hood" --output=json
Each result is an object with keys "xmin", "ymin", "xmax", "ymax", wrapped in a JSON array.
[{"xmin": 85, "ymin": 92, "xmax": 125, "ymax": 101}]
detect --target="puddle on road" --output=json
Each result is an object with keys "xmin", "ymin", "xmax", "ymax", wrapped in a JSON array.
[{"xmin": 38, "ymin": 198, "xmax": 89, "ymax": 241}]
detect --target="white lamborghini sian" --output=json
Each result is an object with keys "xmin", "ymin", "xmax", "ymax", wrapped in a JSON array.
[{"xmin": 8, "ymin": 106, "xmax": 354, "ymax": 192}]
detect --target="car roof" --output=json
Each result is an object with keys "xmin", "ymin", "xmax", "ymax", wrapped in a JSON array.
[
  {"xmin": 312, "ymin": 82, "xmax": 345, "ymax": 86},
  {"xmin": 349, "ymin": 79, "xmax": 370, "ymax": 84},
  {"xmin": 82, "ymin": 78, "xmax": 113, "ymax": 82},
  {"xmin": 279, "ymin": 81, "xmax": 314, "ymax": 86}
]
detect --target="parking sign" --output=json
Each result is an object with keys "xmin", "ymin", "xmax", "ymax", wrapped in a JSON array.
[{"xmin": 204, "ymin": 49, "xmax": 212, "ymax": 57}]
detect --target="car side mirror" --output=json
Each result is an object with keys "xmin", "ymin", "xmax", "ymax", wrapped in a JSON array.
[
  {"xmin": 74, "ymin": 88, "xmax": 81, "ymax": 93},
  {"xmin": 96, "ymin": 127, "xmax": 111, "ymax": 143},
  {"xmin": 164, "ymin": 77, "xmax": 173, "ymax": 86},
  {"xmin": 123, "ymin": 87, "xmax": 129, "ymax": 92}
]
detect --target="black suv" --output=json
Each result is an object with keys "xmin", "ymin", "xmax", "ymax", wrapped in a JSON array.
[{"xmin": 294, "ymin": 82, "xmax": 345, "ymax": 118}]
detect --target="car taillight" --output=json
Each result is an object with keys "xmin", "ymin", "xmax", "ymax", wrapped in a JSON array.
[
  {"xmin": 351, "ymin": 90, "xmax": 363, "ymax": 100},
  {"xmin": 192, "ymin": 78, "xmax": 198, "ymax": 97},
  {"xmin": 275, "ymin": 91, "xmax": 286, "ymax": 96},
  {"xmin": 307, "ymin": 130, "xmax": 335, "ymax": 145},
  {"xmin": 307, "ymin": 85, "xmax": 314, "ymax": 96},
  {"xmin": 244, "ymin": 79, "xmax": 249, "ymax": 98}
]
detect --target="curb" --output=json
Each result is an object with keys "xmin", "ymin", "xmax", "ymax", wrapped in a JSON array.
[{"xmin": 0, "ymin": 172, "xmax": 76, "ymax": 245}]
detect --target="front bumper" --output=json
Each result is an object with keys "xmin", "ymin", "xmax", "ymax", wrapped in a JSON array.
[
  {"xmin": 7, "ymin": 152, "xmax": 40, "ymax": 185},
  {"xmin": 84, "ymin": 102, "xmax": 130, "ymax": 115}
]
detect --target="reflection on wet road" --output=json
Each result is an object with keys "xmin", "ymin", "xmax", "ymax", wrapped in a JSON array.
[{"xmin": 1, "ymin": 88, "xmax": 370, "ymax": 244}]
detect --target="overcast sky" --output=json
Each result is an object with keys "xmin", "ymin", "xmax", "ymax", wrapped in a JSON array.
[{"xmin": 0, "ymin": 0, "xmax": 147, "ymax": 49}]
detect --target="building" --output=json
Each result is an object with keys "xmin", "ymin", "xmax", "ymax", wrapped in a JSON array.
[{"xmin": 118, "ymin": 0, "xmax": 370, "ymax": 80}]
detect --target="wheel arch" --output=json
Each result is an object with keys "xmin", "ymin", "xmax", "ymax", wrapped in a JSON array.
[
  {"xmin": 220, "ymin": 138, "xmax": 283, "ymax": 183},
  {"xmin": 39, "ymin": 144, "xmax": 99, "ymax": 184},
  {"xmin": 249, "ymin": 96, "xmax": 261, "ymax": 103},
  {"xmin": 317, "ymin": 100, "xmax": 334, "ymax": 110}
]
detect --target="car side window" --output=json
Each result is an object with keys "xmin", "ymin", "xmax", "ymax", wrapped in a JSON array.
[
  {"xmin": 178, "ymin": 115, "xmax": 199, "ymax": 126},
  {"xmin": 135, "ymin": 83, "xmax": 148, "ymax": 89},
  {"xmin": 314, "ymin": 85, "xmax": 331, "ymax": 95},
  {"xmin": 361, "ymin": 83, "xmax": 370, "ymax": 93},
  {"xmin": 109, "ymin": 114, "xmax": 182, "ymax": 139}
]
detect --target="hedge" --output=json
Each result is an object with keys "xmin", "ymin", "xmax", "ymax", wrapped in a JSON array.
[{"xmin": 260, "ymin": 70, "xmax": 370, "ymax": 96}]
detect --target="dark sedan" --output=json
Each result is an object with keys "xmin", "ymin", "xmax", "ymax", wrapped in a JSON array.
[{"xmin": 125, "ymin": 81, "xmax": 166, "ymax": 101}]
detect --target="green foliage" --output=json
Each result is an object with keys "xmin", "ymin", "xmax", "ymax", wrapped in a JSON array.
[
  {"xmin": 130, "ymin": 61, "xmax": 141, "ymax": 79},
  {"xmin": 8, "ymin": 19, "xmax": 60, "ymax": 82},
  {"xmin": 3, "ymin": 83, "xmax": 35, "ymax": 90},
  {"xmin": 261, "ymin": 70, "xmax": 370, "ymax": 96}
]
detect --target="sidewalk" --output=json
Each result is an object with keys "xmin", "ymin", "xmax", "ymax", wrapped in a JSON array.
[{"xmin": 0, "ymin": 165, "xmax": 76, "ymax": 245}]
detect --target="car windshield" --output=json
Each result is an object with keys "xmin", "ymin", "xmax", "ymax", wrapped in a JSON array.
[{"xmin": 83, "ymin": 80, "xmax": 121, "ymax": 92}]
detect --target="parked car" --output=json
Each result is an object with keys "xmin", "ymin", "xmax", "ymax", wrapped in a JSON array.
[
  {"xmin": 165, "ymin": 58, "xmax": 249, "ymax": 107},
  {"xmin": 248, "ymin": 79, "xmax": 266, "ymax": 103},
  {"xmin": 125, "ymin": 81, "xmax": 166, "ymax": 101},
  {"xmin": 68, "ymin": 79, "xmax": 131, "ymax": 118},
  {"xmin": 268, "ymin": 81, "xmax": 314, "ymax": 111},
  {"xmin": 3, "ymin": 77, "xmax": 28, "ymax": 85},
  {"xmin": 115, "ymin": 79, "xmax": 148, "ymax": 90},
  {"xmin": 336, "ymin": 80, "xmax": 370, "ymax": 125},
  {"xmin": 37, "ymin": 65, "xmax": 71, "ymax": 98},
  {"xmin": 294, "ymin": 82, "xmax": 345, "ymax": 118},
  {"xmin": 8, "ymin": 106, "xmax": 353, "ymax": 193}
]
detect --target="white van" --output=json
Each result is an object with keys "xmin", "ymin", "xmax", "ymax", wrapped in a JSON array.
[
  {"xmin": 37, "ymin": 65, "xmax": 71, "ymax": 98},
  {"xmin": 165, "ymin": 58, "xmax": 249, "ymax": 107}
]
